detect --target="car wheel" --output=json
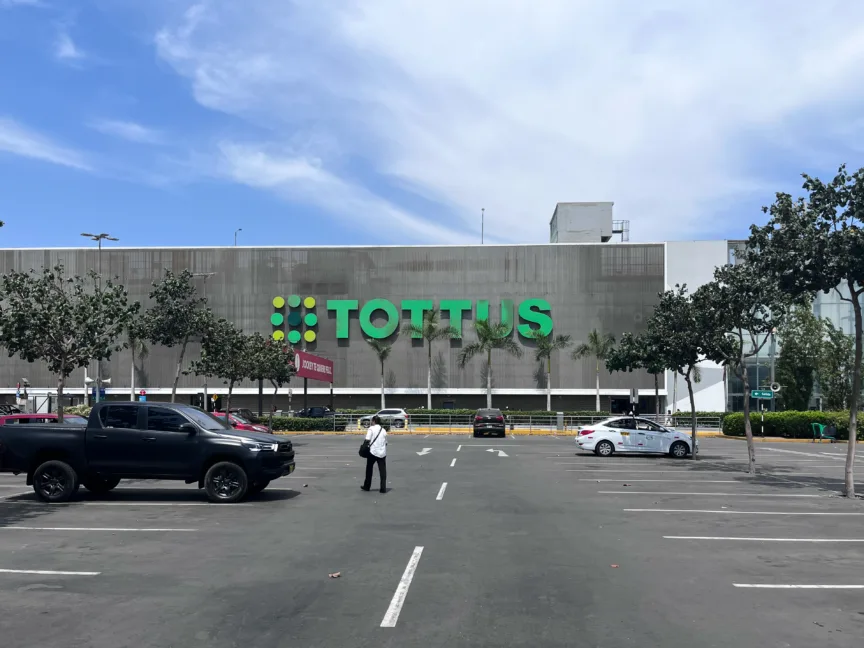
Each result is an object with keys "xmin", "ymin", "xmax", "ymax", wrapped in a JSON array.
[
  {"xmin": 204, "ymin": 462, "xmax": 249, "ymax": 503},
  {"xmin": 499, "ymin": 431, "xmax": 506, "ymax": 438},
  {"xmin": 82, "ymin": 476, "xmax": 121, "ymax": 494},
  {"xmin": 594, "ymin": 441, "xmax": 615, "ymax": 457},
  {"xmin": 669, "ymin": 441, "xmax": 689, "ymax": 459},
  {"xmin": 247, "ymin": 480, "xmax": 270, "ymax": 496},
  {"xmin": 394, "ymin": 419, "xmax": 405, "ymax": 429},
  {"xmin": 361, "ymin": 420, "xmax": 371, "ymax": 428},
  {"xmin": 32, "ymin": 460, "xmax": 79, "ymax": 503}
]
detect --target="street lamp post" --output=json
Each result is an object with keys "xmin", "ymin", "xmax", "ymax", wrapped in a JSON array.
[
  {"xmin": 234, "ymin": 228, "xmax": 242, "ymax": 246},
  {"xmin": 81, "ymin": 232, "xmax": 118, "ymax": 403}
]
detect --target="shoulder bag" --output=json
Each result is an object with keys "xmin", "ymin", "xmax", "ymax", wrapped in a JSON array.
[{"xmin": 359, "ymin": 427, "xmax": 383, "ymax": 459}]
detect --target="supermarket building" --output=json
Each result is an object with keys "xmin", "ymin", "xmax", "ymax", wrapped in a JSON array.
[{"xmin": 0, "ymin": 203, "xmax": 851, "ymax": 413}]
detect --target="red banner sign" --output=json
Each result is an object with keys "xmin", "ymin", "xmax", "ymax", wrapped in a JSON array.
[{"xmin": 295, "ymin": 351, "xmax": 334, "ymax": 383}]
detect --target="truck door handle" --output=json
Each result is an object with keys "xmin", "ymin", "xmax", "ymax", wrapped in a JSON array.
[
  {"xmin": 142, "ymin": 437, "xmax": 157, "ymax": 442},
  {"xmin": 93, "ymin": 434, "xmax": 107, "ymax": 440}
]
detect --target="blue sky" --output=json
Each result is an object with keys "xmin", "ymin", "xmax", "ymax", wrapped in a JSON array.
[{"xmin": 1, "ymin": 0, "xmax": 864, "ymax": 249}]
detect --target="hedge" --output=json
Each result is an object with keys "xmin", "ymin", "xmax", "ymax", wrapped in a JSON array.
[
  {"xmin": 335, "ymin": 408, "xmax": 728, "ymax": 418},
  {"xmin": 721, "ymin": 411, "xmax": 861, "ymax": 440}
]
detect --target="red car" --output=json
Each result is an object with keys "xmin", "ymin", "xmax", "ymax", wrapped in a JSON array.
[
  {"xmin": 0, "ymin": 413, "xmax": 89, "ymax": 426},
  {"xmin": 213, "ymin": 412, "xmax": 271, "ymax": 434}
]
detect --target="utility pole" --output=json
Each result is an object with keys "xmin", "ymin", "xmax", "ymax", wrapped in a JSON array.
[{"xmin": 81, "ymin": 232, "xmax": 118, "ymax": 403}]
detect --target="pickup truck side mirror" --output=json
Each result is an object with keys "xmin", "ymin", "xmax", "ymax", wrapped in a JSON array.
[{"xmin": 179, "ymin": 422, "xmax": 197, "ymax": 434}]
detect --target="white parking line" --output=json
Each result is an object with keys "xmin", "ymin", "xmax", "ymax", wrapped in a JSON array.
[
  {"xmin": 457, "ymin": 445, "xmax": 462, "ymax": 452},
  {"xmin": 1, "ymin": 527, "xmax": 197, "ymax": 532},
  {"xmin": 583, "ymin": 479, "xmax": 739, "ymax": 483},
  {"xmin": 733, "ymin": 584, "xmax": 864, "ymax": 589},
  {"xmin": 566, "ymin": 469, "xmax": 700, "ymax": 473},
  {"xmin": 601, "ymin": 491, "xmax": 824, "ymax": 497},
  {"xmin": 380, "ymin": 546, "xmax": 424, "ymax": 627},
  {"xmin": 0, "ymin": 568, "xmax": 101, "ymax": 576},
  {"xmin": 666, "ymin": 536, "xmax": 864, "ymax": 542},
  {"xmin": 436, "ymin": 483, "xmax": 448, "ymax": 500},
  {"xmin": 625, "ymin": 509, "xmax": 864, "ymax": 515},
  {"xmin": 450, "ymin": 459, "xmax": 457, "ymax": 467},
  {"xmin": 763, "ymin": 448, "xmax": 829, "ymax": 457}
]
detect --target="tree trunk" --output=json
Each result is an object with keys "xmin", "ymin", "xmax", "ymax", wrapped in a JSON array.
[
  {"xmin": 486, "ymin": 349, "xmax": 492, "ymax": 409},
  {"xmin": 844, "ymin": 288, "xmax": 862, "ymax": 498},
  {"xmin": 546, "ymin": 357, "xmax": 552, "ymax": 412},
  {"xmin": 684, "ymin": 371, "xmax": 697, "ymax": 460},
  {"xmin": 172, "ymin": 334, "xmax": 189, "ymax": 403},
  {"xmin": 226, "ymin": 380, "xmax": 234, "ymax": 415},
  {"xmin": 381, "ymin": 362, "xmax": 385, "ymax": 410},
  {"xmin": 269, "ymin": 381, "xmax": 278, "ymax": 432},
  {"xmin": 740, "ymin": 361, "xmax": 756, "ymax": 475},
  {"xmin": 654, "ymin": 373, "xmax": 660, "ymax": 420},
  {"xmin": 130, "ymin": 349, "xmax": 136, "ymax": 402},
  {"xmin": 595, "ymin": 361, "xmax": 601, "ymax": 412},
  {"xmin": 427, "ymin": 343, "xmax": 432, "ymax": 410},
  {"xmin": 57, "ymin": 374, "xmax": 66, "ymax": 425}
]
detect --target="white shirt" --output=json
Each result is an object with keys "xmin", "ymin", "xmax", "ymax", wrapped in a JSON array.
[{"xmin": 365, "ymin": 424, "xmax": 387, "ymax": 458}]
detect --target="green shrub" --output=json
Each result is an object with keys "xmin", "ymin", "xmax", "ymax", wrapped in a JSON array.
[
  {"xmin": 64, "ymin": 405, "xmax": 93, "ymax": 417},
  {"xmin": 721, "ymin": 411, "xmax": 859, "ymax": 440},
  {"xmin": 270, "ymin": 417, "xmax": 347, "ymax": 432}
]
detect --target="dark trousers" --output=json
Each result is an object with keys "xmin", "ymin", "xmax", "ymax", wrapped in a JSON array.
[{"xmin": 364, "ymin": 455, "xmax": 387, "ymax": 491}]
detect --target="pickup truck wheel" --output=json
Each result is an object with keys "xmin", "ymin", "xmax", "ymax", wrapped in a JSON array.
[
  {"xmin": 82, "ymin": 476, "xmax": 121, "ymax": 494},
  {"xmin": 204, "ymin": 462, "xmax": 248, "ymax": 503},
  {"xmin": 33, "ymin": 460, "xmax": 79, "ymax": 503},
  {"xmin": 247, "ymin": 480, "xmax": 270, "ymax": 496}
]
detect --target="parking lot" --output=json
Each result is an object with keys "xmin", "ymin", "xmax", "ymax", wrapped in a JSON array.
[{"xmin": 1, "ymin": 435, "xmax": 862, "ymax": 647}]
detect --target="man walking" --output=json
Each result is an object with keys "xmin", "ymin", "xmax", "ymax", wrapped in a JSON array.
[{"xmin": 362, "ymin": 415, "xmax": 387, "ymax": 493}]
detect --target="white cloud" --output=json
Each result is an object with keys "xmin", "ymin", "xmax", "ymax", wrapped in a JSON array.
[
  {"xmin": 154, "ymin": 1, "xmax": 864, "ymax": 243},
  {"xmin": 0, "ymin": 117, "xmax": 91, "ymax": 170},
  {"xmin": 89, "ymin": 119, "xmax": 165, "ymax": 145},
  {"xmin": 1, "ymin": 0, "xmax": 46, "ymax": 8},
  {"xmin": 55, "ymin": 30, "xmax": 85, "ymax": 62}
]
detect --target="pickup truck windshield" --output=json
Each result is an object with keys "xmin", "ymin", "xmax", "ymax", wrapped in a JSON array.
[{"xmin": 179, "ymin": 406, "xmax": 231, "ymax": 431}]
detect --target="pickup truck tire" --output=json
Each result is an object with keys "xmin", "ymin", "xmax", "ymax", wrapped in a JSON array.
[
  {"xmin": 247, "ymin": 480, "xmax": 270, "ymax": 496},
  {"xmin": 33, "ymin": 460, "xmax": 80, "ymax": 503},
  {"xmin": 204, "ymin": 462, "xmax": 249, "ymax": 503},
  {"xmin": 82, "ymin": 476, "xmax": 121, "ymax": 494}
]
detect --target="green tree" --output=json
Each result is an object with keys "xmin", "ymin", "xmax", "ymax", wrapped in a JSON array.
[
  {"xmin": 695, "ymin": 261, "xmax": 792, "ymax": 475},
  {"xmin": 0, "ymin": 265, "xmax": 138, "ymax": 423},
  {"xmin": 458, "ymin": 319, "xmax": 523, "ymax": 408},
  {"xmin": 528, "ymin": 331, "xmax": 572, "ymax": 411},
  {"xmin": 141, "ymin": 270, "xmax": 209, "ymax": 403},
  {"xmin": 774, "ymin": 303, "xmax": 822, "ymax": 411},
  {"xmin": 818, "ymin": 320, "xmax": 855, "ymax": 410},
  {"xmin": 366, "ymin": 338, "xmax": 392, "ymax": 409},
  {"xmin": 402, "ymin": 308, "xmax": 459, "ymax": 410},
  {"xmin": 572, "ymin": 329, "xmax": 616, "ymax": 412},
  {"xmin": 247, "ymin": 333, "xmax": 296, "ymax": 430},
  {"xmin": 748, "ymin": 164, "xmax": 864, "ymax": 496},
  {"xmin": 188, "ymin": 318, "xmax": 249, "ymax": 414},
  {"xmin": 605, "ymin": 331, "xmax": 665, "ymax": 419},
  {"xmin": 646, "ymin": 286, "xmax": 705, "ymax": 454}
]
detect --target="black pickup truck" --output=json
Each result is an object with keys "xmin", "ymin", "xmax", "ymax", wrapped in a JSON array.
[{"xmin": 0, "ymin": 402, "xmax": 295, "ymax": 503}]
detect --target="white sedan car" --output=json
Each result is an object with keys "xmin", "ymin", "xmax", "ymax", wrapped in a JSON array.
[{"xmin": 575, "ymin": 417, "xmax": 697, "ymax": 458}]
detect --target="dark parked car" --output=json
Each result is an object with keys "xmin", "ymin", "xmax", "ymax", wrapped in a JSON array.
[
  {"xmin": 0, "ymin": 402, "xmax": 295, "ymax": 504},
  {"xmin": 473, "ymin": 408, "xmax": 506, "ymax": 437},
  {"xmin": 295, "ymin": 406, "xmax": 346, "ymax": 431}
]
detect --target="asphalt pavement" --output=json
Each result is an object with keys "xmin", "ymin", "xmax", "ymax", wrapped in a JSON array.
[{"xmin": 1, "ymin": 436, "xmax": 862, "ymax": 647}]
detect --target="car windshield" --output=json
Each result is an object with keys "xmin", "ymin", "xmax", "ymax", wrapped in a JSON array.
[
  {"xmin": 63, "ymin": 415, "xmax": 88, "ymax": 424},
  {"xmin": 178, "ymin": 406, "xmax": 231, "ymax": 431},
  {"xmin": 231, "ymin": 415, "xmax": 251, "ymax": 424},
  {"xmin": 478, "ymin": 409, "xmax": 502, "ymax": 416}
]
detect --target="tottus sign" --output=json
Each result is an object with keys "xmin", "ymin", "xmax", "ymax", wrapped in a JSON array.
[{"xmin": 270, "ymin": 296, "xmax": 553, "ymax": 342}]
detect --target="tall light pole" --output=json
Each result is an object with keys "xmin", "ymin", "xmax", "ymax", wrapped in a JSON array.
[
  {"xmin": 481, "ymin": 208, "xmax": 485, "ymax": 244},
  {"xmin": 234, "ymin": 228, "xmax": 242, "ymax": 246},
  {"xmin": 81, "ymin": 232, "xmax": 118, "ymax": 403}
]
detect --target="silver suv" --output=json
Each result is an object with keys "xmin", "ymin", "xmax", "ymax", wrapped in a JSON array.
[{"xmin": 359, "ymin": 409, "xmax": 410, "ymax": 429}]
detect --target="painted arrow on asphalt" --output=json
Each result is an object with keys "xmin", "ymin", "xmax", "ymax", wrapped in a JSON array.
[
  {"xmin": 417, "ymin": 448, "xmax": 432, "ymax": 456},
  {"xmin": 486, "ymin": 449, "xmax": 509, "ymax": 457}
]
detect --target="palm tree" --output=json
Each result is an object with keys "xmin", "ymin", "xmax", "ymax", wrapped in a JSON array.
[
  {"xmin": 366, "ymin": 339, "xmax": 393, "ymax": 409},
  {"xmin": 127, "ymin": 326, "xmax": 149, "ymax": 402},
  {"xmin": 458, "ymin": 319, "xmax": 523, "ymax": 408},
  {"xmin": 529, "ymin": 331, "xmax": 572, "ymax": 411},
  {"xmin": 572, "ymin": 329, "xmax": 616, "ymax": 412},
  {"xmin": 402, "ymin": 308, "xmax": 459, "ymax": 410}
]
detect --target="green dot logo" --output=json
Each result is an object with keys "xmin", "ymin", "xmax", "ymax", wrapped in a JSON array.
[{"xmin": 272, "ymin": 293, "xmax": 317, "ymax": 344}]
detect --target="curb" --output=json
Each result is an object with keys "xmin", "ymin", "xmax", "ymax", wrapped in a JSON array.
[{"xmin": 717, "ymin": 436, "xmax": 849, "ymax": 444}]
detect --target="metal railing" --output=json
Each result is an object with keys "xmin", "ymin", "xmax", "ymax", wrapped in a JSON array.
[{"xmin": 288, "ymin": 414, "xmax": 723, "ymax": 433}]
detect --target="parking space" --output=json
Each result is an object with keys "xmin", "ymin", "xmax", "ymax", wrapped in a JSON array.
[{"xmin": 1, "ymin": 434, "xmax": 863, "ymax": 647}]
